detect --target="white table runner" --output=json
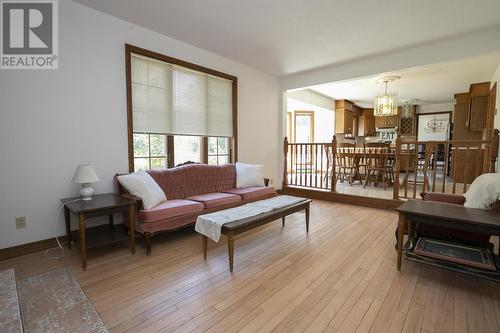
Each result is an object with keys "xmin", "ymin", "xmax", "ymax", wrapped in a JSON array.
[{"xmin": 195, "ymin": 195, "xmax": 307, "ymax": 242}]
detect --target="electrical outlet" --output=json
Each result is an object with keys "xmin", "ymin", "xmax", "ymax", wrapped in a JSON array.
[{"xmin": 15, "ymin": 216, "xmax": 26, "ymax": 229}]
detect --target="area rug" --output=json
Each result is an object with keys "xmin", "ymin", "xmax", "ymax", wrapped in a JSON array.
[
  {"xmin": 17, "ymin": 267, "xmax": 108, "ymax": 333},
  {"xmin": 0, "ymin": 269, "xmax": 22, "ymax": 332}
]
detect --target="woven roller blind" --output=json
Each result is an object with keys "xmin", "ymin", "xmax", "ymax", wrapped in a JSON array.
[{"xmin": 131, "ymin": 54, "xmax": 233, "ymax": 137}]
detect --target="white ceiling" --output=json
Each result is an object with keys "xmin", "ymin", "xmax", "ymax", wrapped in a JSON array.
[
  {"xmin": 75, "ymin": 0, "xmax": 500, "ymax": 77},
  {"xmin": 308, "ymin": 52, "xmax": 500, "ymax": 107}
]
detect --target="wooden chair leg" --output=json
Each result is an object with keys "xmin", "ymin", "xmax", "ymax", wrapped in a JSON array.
[{"xmin": 364, "ymin": 170, "xmax": 370, "ymax": 188}]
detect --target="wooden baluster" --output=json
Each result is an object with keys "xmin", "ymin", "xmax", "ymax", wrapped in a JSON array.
[
  {"xmin": 442, "ymin": 142, "xmax": 449, "ymax": 193},
  {"xmin": 303, "ymin": 144, "xmax": 307, "ymax": 187},
  {"xmin": 305, "ymin": 144, "xmax": 308, "ymax": 187},
  {"xmin": 305, "ymin": 144, "xmax": 308, "ymax": 186},
  {"xmin": 403, "ymin": 145, "xmax": 409, "ymax": 198},
  {"xmin": 320, "ymin": 144, "xmax": 324, "ymax": 189},
  {"xmin": 393, "ymin": 137, "xmax": 401, "ymax": 200},
  {"xmin": 431, "ymin": 143, "xmax": 438, "ymax": 192},
  {"xmin": 475, "ymin": 144, "xmax": 481, "ymax": 182},
  {"xmin": 331, "ymin": 135, "xmax": 337, "ymax": 192},
  {"xmin": 290, "ymin": 144, "xmax": 294, "ymax": 185},
  {"xmin": 282, "ymin": 137, "xmax": 288, "ymax": 188},
  {"xmin": 490, "ymin": 129, "xmax": 499, "ymax": 173},
  {"xmin": 314, "ymin": 144, "xmax": 318, "ymax": 188},
  {"xmin": 299, "ymin": 145, "xmax": 304, "ymax": 186},
  {"xmin": 463, "ymin": 146, "xmax": 470, "ymax": 193},
  {"xmin": 412, "ymin": 144, "xmax": 418, "ymax": 199},
  {"xmin": 422, "ymin": 144, "xmax": 430, "ymax": 194},
  {"xmin": 452, "ymin": 147, "xmax": 457, "ymax": 194},
  {"xmin": 301, "ymin": 144, "xmax": 305, "ymax": 187},
  {"xmin": 309, "ymin": 144, "xmax": 313, "ymax": 187},
  {"xmin": 295, "ymin": 144, "xmax": 299, "ymax": 185}
]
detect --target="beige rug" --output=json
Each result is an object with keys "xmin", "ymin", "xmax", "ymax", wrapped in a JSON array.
[
  {"xmin": 17, "ymin": 267, "xmax": 107, "ymax": 333},
  {"xmin": 0, "ymin": 268, "xmax": 23, "ymax": 332}
]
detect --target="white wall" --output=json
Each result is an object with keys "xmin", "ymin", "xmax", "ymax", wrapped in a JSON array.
[
  {"xmin": 0, "ymin": 0, "xmax": 280, "ymax": 248},
  {"xmin": 491, "ymin": 64, "xmax": 500, "ymax": 172},
  {"xmin": 287, "ymin": 89, "xmax": 335, "ymax": 111},
  {"xmin": 416, "ymin": 103, "xmax": 453, "ymax": 114}
]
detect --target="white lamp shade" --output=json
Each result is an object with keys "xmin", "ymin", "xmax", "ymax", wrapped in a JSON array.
[{"xmin": 71, "ymin": 164, "xmax": 99, "ymax": 184}]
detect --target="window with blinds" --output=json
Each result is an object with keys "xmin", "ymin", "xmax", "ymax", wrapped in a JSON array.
[
  {"xmin": 126, "ymin": 45, "xmax": 237, "ymax": 172},
  {"xmin": 131, "ymin": 54, "xmax": 233, "ymax": 137}
]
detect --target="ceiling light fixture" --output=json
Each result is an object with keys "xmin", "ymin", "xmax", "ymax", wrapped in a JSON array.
[{"xmin": 374, "ymin": 76, "xmax": 400, "ymax": 117}]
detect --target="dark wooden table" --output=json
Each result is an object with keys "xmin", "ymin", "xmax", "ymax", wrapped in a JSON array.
[
  {"xmin": 202, "ymin": 199, "xmax": 311, "ymax": 272},
  {"xmin": 61, "ymin": 193, "xmax": 137, "ymax": 270},
  {"xmin": 396, "ymin": 200, "xmax": 500, "ymax": 280}
]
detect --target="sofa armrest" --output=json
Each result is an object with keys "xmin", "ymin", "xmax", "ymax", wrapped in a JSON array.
[
  {"xmin": 120, "ymin": 193, "xmax": 144, "ymax": 210},
  {"xmin": 420, "ymin": 192, "xmax": 466, "ymax": 205},
  {"xmin": 121, "ymin": 193, "xmax": 144, "ymax": 210}
]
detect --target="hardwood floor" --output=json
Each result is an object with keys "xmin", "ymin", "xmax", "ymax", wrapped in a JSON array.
[{"xmin": 1, "ymin": 200, "xmax": 500, "ymax": 332}]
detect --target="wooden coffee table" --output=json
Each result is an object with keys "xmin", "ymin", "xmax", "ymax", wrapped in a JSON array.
[
  {"xmin": 202, "ymin": 199, "xmax": 311, "ymax": 272},
  {"xmin": 397, "ymin": 200, "xmax": 500, "ymax": 281}
]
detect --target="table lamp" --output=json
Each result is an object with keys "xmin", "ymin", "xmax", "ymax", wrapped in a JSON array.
[{"xmin": 71, "ymin": 164, "xmax": 99, "ymax": 200}]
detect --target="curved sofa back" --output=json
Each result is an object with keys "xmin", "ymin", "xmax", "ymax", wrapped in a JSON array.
[{"xmin": 145, "ymin": 163, "xmax": 236, "ymax": 200}]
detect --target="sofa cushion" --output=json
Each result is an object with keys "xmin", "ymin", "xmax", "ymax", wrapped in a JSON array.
[
  {"xmin": 139, "ymin": 199, "xmax": 204, "ymax": 223},
  {"xmin": 187, "ymin": 192, "xmax": 241, "ymax": 209},
  {"xmin": 236, "ymin": 162, "xmax": 265, "ymax": 188},
  {"xmin": 224, "ymin": 186, "xmax": 276, "ymax": 201},
  {"xmin": 117, "ymin": 171, "xmax": 166, "ymax": 209},
  {"xmin": 463, "ymin": 173, "xmax": 500, "ymax": 209}
]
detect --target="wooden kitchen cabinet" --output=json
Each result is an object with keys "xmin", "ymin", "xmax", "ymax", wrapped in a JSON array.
[
  {"xmin": 358, "ymin": 108, "xmax": 375, "ymax": 136},
  {"xmin": 453, "ymin": 93, "xmax": 482, "ymax": 140},
  {"xmin": 374, "ymin": 114, "xmax": 398, "ymax": 128},
  {"xmin": 335, "ymin": 108, "xmax": 353, "ymax": 134},
  {"xmin": 467, "ymin": 82, "xmax": 490, "ymax": 131},
  {"xmin": 335, "ymin": 99, "xmax": 354, "ymax": 134},
  {"xmin": 469, "ymin": 96, "xmax": 489, "ymax": 131}
]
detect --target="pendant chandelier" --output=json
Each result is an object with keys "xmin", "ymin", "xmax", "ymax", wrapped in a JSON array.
[
  {"xmin": 425, "ymin": 117, "xmax": 445, "ymax": 133},
  {"xmin": 374, "ymin": 76, "xmax": 399, "ymax": 117}
]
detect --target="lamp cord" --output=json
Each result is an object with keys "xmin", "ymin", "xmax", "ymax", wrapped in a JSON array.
[{"xmin": 44, "ymin": 198, "xmax": 81, "ymax": 260}]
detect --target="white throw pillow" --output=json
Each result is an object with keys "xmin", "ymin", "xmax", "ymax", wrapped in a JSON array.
[
  {"xmin": 463, "ymin": 173, "xmax": 500, "ymax": 209},
  {"xmin": 236, "ymin": 162, "xmax": 265, "ymax": 188},
  {"xmin": 117, "ymin": 171, "xmax": 166, "ymax": 209}
]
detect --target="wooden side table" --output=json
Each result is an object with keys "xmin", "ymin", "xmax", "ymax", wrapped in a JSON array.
[
  {"xmin": 396, "ymin": 200, "xmax": 500, "ymax": 281},
  {"xmin": 61, "ymin": 193, "xmax": 137, "ymax": 270}
]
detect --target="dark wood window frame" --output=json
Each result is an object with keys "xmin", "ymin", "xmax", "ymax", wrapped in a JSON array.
[
  {"xmin": 125, "ymin": 44, "xmax": 238, "ymax": 172},
  {"xmin": 207, "ymin": 137, "xmax": 231, "ymax": 165},
  {"xmin": 132, "ymin": 132, "xmax": 168, "ymax": 170}
]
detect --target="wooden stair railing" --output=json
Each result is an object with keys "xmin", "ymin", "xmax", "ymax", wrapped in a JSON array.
[
  {"xmin": 393, "ymin": 129, "xmax": 499, "ymax": 199},
  {"xmin": 282, "ymin": 135, "xmax": 336, "ymax": 191}
]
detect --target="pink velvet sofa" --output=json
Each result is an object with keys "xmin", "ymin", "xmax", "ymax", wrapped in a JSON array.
[{"xmin": 115, "ymin": 163, "xmax": 276, "ymax": 255}]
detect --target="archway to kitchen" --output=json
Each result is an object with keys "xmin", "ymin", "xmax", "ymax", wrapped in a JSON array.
[{"xmin": 282, "ymin": 52, "xmax": 500, "ymax": 205}]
